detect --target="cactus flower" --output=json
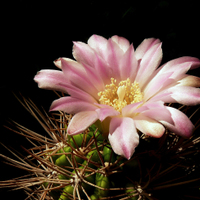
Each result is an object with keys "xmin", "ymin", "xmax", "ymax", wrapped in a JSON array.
[{"xmin": 34, "ymin": 35, "xmax": 200, "ymax": 159}]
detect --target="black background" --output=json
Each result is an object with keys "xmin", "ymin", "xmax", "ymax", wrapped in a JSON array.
[{"xmin": 1, "ymin": 0, "xmax": 200, "ymax": 199}]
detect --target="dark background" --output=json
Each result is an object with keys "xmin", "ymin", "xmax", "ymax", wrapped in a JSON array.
[{"xmin": 1, "ymin": 0, "xmax": 200, "ymax": 199}]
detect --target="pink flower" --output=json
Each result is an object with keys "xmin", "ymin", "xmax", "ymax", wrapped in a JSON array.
[{"xmin": 34, "ymin": 35, "xmax": 200, "ymax": 159}]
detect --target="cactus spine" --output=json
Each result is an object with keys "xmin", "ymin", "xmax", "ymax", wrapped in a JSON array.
[{"xmin": 0, "ymin": 96, "xmax": 200, "ymax": 199}]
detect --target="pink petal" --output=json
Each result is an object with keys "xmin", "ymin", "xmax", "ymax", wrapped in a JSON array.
[
  {"xmin": 34, "ymin": 68, "xmax": 95, "ymax": 103},
  {"xmin": 133, "ymin": 101, "xmax": 163, "ymax": 113},
  {"xmin": 77, "ymin": 61, "xmax": 105, "ymax": 91},
  {"xmin": 122, "ymin": 101, "xmax": 144, "ymax": 117},
  {"xmin": 148, "ymin": 91, "xmax": 174, "ymax": 103},
  {"xmin": 34, "ymin": 70, "xmax": 69, "ymax": 93},
  {"xmin": 108, "ymin": 117, "xmax": 139, "ymax": 159},
  {"xmin": 93, "ymin": 54, "xmax": 112, "ymax": 85},
  {"xmin": 135, "ymin": 42, "xmax": 163, "ymax": 88},
  {"xmin": 73, "ymin": 41, "xmax": 112, "ymax": 83},
  {"xmin": 67, "ymin": 111, "xmax": 98, "ymax": 135},
  {"xmin": 119, "ymin": 44, "xmax": 138, "ymax": 81},
  {"xmin": 73, "ymin": 41, "xmax": 96, "ymax": 67},
  {"xmin": 145, "ymin": 62, "xmax": 193, "ymax": 101},
  {"xmin": 81, "ymin": 62, "xmax": 105, "ymax": 91},
  {"xmin": 169, "ymin": 86, "xmax": 200, "ymax": 105},
  {"xmin": 147, "ymin": 65, "xmax": 200, "ymax": 104},
  {"xmin": 87, "ymin": 34, "xmax": 109, "ymax": 60},
  {"xmin": 50, "ymin": 96, "xmax": 98, "ymax": 113},
  {"xmin": 140, "ymin": 102, "xmax": 174, "ymax": 125},
  {"xmin": 111, "ymin": 35, "xmax": 130, "ymax": 52},
  {"xmin": 61, "ymin": 57, "xmax": 86, "ymax": 77},
  {"xmin": 53, "ymin": 58, "xmax": 62, "ymax": 69},
  {"xmin": 95, "ymin": 106, "xmax": 120, "ymax": 121},
  {"xmin": 106, "ymin": 38, "xmax": 125, "ymax": 80},
  {"xmin": 36, "ymin": 69, "xmax": 97, "ymax": 103},
  {"xmin": 61, "ymin": 58, "xmax": 100, "ymax": 99},
  {"xmin": 151, "ymin": 57, "xmax": 200, "ymax": 86},
  {"xmin": 134, "ymin": 114, "xmax": 165, "ymax": 138},
  {"xmin": 158, "ymin": 57, "xmax": 200, "ymax": 73},
  {"xmin": 160, "ymin": 107, "xmax": 194, "ymax": 138},
  {"xmin": 154, "ymin": 61, "xmax": 198, "ymax": 83},
  {"xmin": 135, "ymin": 38, "xmax": 161, "ymax": 60},
  {"xmin": 63, "ymin": 83, "xmax": 97, "ymax": 103},
  {"xmin": 143, "ymin": 71, "xmax": 174, "ymax": 100},
  {"xmin": 142, "ymin": 59, "xmax": 200, "ymax": 102}
]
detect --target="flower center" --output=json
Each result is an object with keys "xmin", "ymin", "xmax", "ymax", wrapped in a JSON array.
[{"xmin": 98, "ymin": 78, "xmax": 143, "ymax": 112}]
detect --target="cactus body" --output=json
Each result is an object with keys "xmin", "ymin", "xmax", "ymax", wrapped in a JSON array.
[{"xmin": 42, "ymin": 124, "xmax": 141, "ymax": 200}]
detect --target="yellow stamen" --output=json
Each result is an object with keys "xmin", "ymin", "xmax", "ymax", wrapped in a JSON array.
[{"xmin": 98, "ymin": 78, "xmax": 143, "ymax": 112}]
